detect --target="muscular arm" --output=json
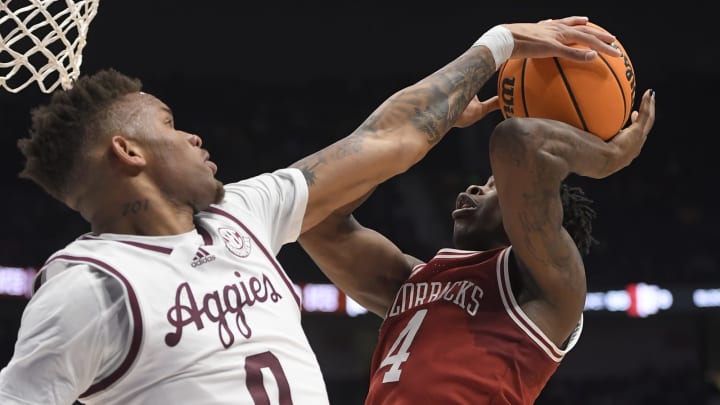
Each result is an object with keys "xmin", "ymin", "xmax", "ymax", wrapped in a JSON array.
[
  {"xmin": 293, "ymin": 18, "xmax": 623, "ymax": 315},
  {"xmin": 488, "ymin": 89, "xmax": 655, "ymax": 340},
  {"xmin": 291, "ymin": 17, "xmax": 620, "ymax": 234},
  {"xmin": 292, "ymin": 45, "xmax": 497, "ymax": 233},
  {"xmin": 299, "ymin": 189, "xmax": 421, "ymax": 317}
]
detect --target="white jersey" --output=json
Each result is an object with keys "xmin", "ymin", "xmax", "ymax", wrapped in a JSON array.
[{"xmin": 0, "ymin": 168, "xmax": 330, "ymax": 405}]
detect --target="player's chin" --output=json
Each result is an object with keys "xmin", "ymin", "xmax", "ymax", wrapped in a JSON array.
[
  {"xmin": 451, "ymin": 224, "xmax": 471, "ymax": 250},
  {"xmin": 193, "ymin": 181, "xmax": 225, "ymax": 212},
  {"xmin": 213, "ymin": 180, "xmax": 225, "ymax": 204}
]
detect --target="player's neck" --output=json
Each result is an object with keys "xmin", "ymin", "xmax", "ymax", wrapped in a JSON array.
[{"xmin": 83, "ymin": 192, "xmax": 195, "ymax": 237}]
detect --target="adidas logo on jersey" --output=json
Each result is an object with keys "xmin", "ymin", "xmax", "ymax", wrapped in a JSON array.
[{"xmin": 191, "ymin": 247, "xmax": 216, "ymax": 267}]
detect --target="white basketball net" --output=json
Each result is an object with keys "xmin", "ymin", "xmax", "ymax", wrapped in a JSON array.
[{"xmin": 0, "ymin": 0, "xmax": 99, "ymax": 93}]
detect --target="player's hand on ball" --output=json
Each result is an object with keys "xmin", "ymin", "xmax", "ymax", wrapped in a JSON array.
[
  {"xmin": 454, "ymin": 96, "xmax": 499, "ymax": 128},
  {"xmin": 497, "ymin": 22, "xmax": 635, "ymax": 140},
  {"xmin": 607, "ymin": 88, "xmax": 656, "ymax": 173},
  {"xmin": 504, "ymin": 16, "xmax": 621, "ymax": 62}
]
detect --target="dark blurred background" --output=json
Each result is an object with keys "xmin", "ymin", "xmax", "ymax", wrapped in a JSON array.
[{"xmin": 1, "ymin": 1, "xmax": 719, "ymax": 404}]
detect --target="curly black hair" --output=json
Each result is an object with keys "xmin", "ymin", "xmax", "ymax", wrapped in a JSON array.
[
  {"xmin": 560, "ymin": 183, "xmax": 598, "ymax": 255},
  {"xmin": 17, "ymin": 69, "xmax": 142, "ymax": 200}
]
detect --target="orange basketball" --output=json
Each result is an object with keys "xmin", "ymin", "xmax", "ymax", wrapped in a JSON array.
[{"xmin": 496, "ymin": 23, "xmax": 636, "ymax": 140}]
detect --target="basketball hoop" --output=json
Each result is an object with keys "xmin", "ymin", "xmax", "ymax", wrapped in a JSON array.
[{"xmin": 0, "ymin": 0, "xmax": 99, "ymax": 93}]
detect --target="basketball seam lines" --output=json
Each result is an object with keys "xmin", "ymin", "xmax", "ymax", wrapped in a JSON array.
[
  {"xmin": 552, "ymin": 57, "xmax": 588, "ymax": 132},
  {"xmin": 597, "ymin": 52, "xmax": 629, "ymax": 129},
  {"xmin": 520, "ymin": 59, "xmax": 529, "ymax": 117}
]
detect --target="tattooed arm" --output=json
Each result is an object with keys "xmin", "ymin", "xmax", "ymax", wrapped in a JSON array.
[
  {"xmin": 292, "ymin": 44, "xmax": 496, "ymax": 233},
  {"xmin": 488, "ymin": 89, "xmax": 655, "ymax": 343},
  {"xmin": 292, "ymin": 16, "xmax": 621, "ymax": 233}
]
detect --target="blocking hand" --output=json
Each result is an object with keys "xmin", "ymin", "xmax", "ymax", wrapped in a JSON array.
[{"xmin": 505, "ymin": 16, "xmax": 621, "ymax": 62}]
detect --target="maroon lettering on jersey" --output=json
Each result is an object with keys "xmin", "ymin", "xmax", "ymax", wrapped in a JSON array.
[{"xmin": 165, "ymin": 271, "xmax": 282, "ymax": 348}]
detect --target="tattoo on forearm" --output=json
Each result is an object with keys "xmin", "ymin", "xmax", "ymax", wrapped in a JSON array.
[
  {"xmin": 290, "ymin": 133, "xmax": 367, "ymax": 187},
  {"xmin": 291, "ymin": 47, "xmax": 495, "ymax": 189},
  {"xmin": 291, "ymin": 155, "xmax": 323, "ymax": 187},
  {"xmin": 122, "ymin": 199, "xmax": 149, "ymax": 216},
  {"xmin": 359, "ymin": 47, "xmax": 495, "ymax": 143}
]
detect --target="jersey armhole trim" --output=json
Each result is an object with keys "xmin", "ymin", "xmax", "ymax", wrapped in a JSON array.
[
  {"xmin": 496, "ymin": 247, "xmax": 568, "ymax": 362},
  {"xmin": 42, "ymin": 255, "xmax": 144, "ymax": 399}
]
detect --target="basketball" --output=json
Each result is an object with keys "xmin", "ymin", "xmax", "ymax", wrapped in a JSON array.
[{"xmin": 497, "ymin": 23, "xmax": 636, "ymax": 140}]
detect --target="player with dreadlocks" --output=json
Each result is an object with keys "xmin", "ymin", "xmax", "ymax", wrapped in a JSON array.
[
  {"xmin": 299, "ymin": 89, "xmax": 656, "ymax": 405},
  {"xmin": 559, "ymin": 183, "xmax": 598, "ymax": 255}
]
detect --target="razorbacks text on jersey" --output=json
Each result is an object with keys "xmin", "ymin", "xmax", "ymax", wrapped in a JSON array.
[{"xmin": 365, "ymin": 247, "xmax": 582, "ymax": 405}]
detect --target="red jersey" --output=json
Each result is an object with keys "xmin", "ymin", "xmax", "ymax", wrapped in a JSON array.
[{"xmin": 365, "ymin": 247, "xmax": 582, "ymax": 405}]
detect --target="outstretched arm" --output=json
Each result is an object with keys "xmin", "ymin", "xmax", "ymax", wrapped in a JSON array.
[
  {"xmin": 488, "ymin": 89, "xmax": 655, "ymax": 341},
  {"xmin": 299, "ymin": 94, "xmax": 501, "ymax": 317},
  {"xmin": 299, "ymin": 190, "xmax": 422, "ymax": 317},
  {"xmin": 292, "ymin": 16, "xmax": 621, "ymax": 233}
]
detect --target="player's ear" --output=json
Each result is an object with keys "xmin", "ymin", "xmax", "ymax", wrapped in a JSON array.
[{"xmin": 110, "ymin": 135, "xmax": 147, "ymax": 169}]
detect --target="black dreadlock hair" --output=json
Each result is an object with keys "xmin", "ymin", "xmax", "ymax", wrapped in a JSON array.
[{"xmin": 560, "ymin": 183, "xmax": 598, "ymax": 255}]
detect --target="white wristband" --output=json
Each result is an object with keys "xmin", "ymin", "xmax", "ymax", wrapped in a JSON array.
[{"xmin": 471, "ymin": 25, "xmax": 514, "ymax": 69}]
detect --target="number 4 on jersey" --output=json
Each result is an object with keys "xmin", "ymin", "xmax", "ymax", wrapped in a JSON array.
[{"xmin": 378, "ymin": 309, "xmax": 427, "ymax": 383}]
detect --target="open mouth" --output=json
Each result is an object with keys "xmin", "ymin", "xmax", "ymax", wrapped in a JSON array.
[
  {"xmin": 455, "ymin": 194, "xmax": 477, "ymax": 210},
  {"xmin": 452, "ymin": 194, "xmax": 477, "ymax": 219}
]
